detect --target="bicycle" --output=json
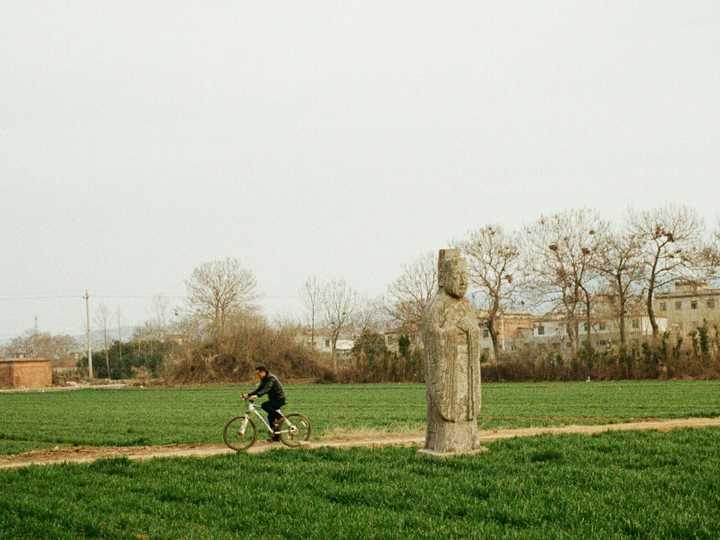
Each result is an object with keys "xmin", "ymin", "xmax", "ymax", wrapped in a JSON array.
[{"xmin": 223, "ymin": 397, "xmax": 311, "ymax": 451}]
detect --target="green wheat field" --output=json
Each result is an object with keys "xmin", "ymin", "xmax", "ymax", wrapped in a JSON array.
[{"xmin": 2, "ymin": 381, "xmax": 720, "ymax": 538}]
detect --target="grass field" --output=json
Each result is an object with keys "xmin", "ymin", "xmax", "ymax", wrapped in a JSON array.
[
  {"xmin": 1, "ymin": 428, "xmax": 719, "ymax": 539},
  {"xmin": 2, "ymin": 381, "xmax": 720, "ymax": 455}
]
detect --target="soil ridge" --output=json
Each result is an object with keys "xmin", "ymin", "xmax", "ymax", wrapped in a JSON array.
[{"xmin": 2, "ymin": 417, "xmax": 719, "ymax": 470}]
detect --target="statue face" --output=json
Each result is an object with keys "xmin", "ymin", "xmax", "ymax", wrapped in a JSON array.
[{"xmin": 442, "ymin": 259, "xmax": 468, "ymax": 298}]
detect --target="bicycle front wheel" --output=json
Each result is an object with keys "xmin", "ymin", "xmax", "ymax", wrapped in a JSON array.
[
  {"xmin": 223, "ymin": 416, "xmax": 257, "ymax": 451},
  {"xmin": 278, "ymin": 413, "xmax": 311, "ymax": 447}
]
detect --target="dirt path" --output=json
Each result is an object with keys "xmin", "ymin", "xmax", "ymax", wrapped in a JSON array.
[{"xmin": 2, "ymin": 417, "xmax": 719, "ymax": 470}]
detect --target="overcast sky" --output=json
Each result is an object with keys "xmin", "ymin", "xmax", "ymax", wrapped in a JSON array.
[{"xmin": 1, "ymin": 1, "xmax": 719, "ymax": 338}]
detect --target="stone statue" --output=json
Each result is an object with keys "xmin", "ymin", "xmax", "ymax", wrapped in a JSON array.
[{"xmin": 419, "ymin": 248, "xmax": 484, "ymax": 456}]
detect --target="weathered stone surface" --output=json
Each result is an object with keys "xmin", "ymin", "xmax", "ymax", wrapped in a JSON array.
[{"xmin": 420, "ymin": 249, "xmax": 483, "ymax": 455}]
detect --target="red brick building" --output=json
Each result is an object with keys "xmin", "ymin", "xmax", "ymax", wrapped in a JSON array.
[{"xmin": 0, "ymin": 358, "xmax": 53, "ymax": 389}]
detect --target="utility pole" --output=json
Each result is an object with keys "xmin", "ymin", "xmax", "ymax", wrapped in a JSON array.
[
  {"xmin": 116, "ymin": 307, "xmax": 123, "ymax": 367},
  {"xmin": 103, "ymin": 311, "xmax": 110, "ymax": 381},
  {"xmin": 84, "ymin": 290, "xmax": 93, "ymax": 379}
]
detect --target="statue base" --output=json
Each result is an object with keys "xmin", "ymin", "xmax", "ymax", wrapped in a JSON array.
[{"xmin": 417, "ymin": 446, "xmax": 488, "ymax": 459}]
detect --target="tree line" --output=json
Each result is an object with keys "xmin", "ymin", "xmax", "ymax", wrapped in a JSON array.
[
  {"xmin": 5, "ymin": 205, "xmax": 719, "ymax": 383},
  {"xmin": 162, "ymin": 204, "xmax": 719, "ymax": 382},
  {"xmin": 386, "ymin": 205, "xmax": 720, "ymax": 380}
]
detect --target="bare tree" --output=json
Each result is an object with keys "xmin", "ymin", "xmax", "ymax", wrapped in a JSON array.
[
  {"xmin": 593, "ymin": 228, "xmax": 645, "ymax": 350},
  {"xmin": 629, "ymin": 206, "xmax": 705, "ymax": 339},
  {"xmin": 385, "ymin": 253, "xmax": 437, "ymax": 334},
  {"xmin": 700, "ymin": 223, "xmax": 720, "ymax": 281},
  {"xmin": 186, "ymin": 258, "xmax": 258, "ymax": 342},
  {"xmin": 2, "ymin": 331, "xmax": 78, "ymax": 361},
  {"xmin": 461, "ymin": 225, "xmax": 522, "ymax": 360},
  {"xmin": 115, "ymin": 307, "xmax": 124, "ymax": 367},
  {"xmin": 94, "ymin": 303, "xmax": 112, "ymax": 379},
  {"xmin": 353, "ymin": 296, "xmax": 387, "ymax": 336},
  {"xmin": 321, "ymin": 279, "xmax": 358, "ymax": 373},
  {"xmin": 523, "ymin": 210, "xmax": 608, "ymax": 355},
  {"xmin": 137, "ymin": 295, "xmax": 174, "ymax": 341},
  {"xmin": 300, "ymin": 276, "xmax": 323, "ymax": 349}
]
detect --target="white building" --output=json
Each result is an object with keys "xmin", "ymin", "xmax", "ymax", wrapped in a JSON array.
[
  {"xmin": 525, "ymin": 313, "xmax": 667, "ymax": 350},
  {"xmin": 296, "ymin": 330, "xmax": 355, "ymax": 354}
]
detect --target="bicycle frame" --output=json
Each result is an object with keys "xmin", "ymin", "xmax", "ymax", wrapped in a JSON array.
[{"xmin": 243, "ymin": 400, "xmax": 297, "ymax": 436}]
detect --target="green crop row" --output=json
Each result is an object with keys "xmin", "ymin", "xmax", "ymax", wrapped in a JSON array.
[
  {"xmin": 1, "ymin": 428, "xmax": 719, "ymax": 539},
  {"xmin": 2, "ymin": 381, "xmax": 719, "ymax": 455}
]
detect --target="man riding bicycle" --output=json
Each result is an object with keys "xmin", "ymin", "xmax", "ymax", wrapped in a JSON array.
[{"xmin": 242, "ymin": 366, "xmax": 286, "ymax": 442}]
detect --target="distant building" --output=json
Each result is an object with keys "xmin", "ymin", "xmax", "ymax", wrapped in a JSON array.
[
  {"xmin": 383, "ymin": 328, "xmax": 420, "ymax": 354},
  {"xmin": 523, "ymin": 315, "xmax": 573, "ymax": 351},
  {"xmin": 478, "ymin": 312, "xmax": 536, "ymax": 359},
  {"xmin": 296, "ymin": 329, "xmax": 355, "ymax": 355},
  {"xmin": 518, "ymin": 311, "xmax": 667, "ymax": 352},
  {"xmin": 655, "ymin": 281, "xmax": 720, "ymax": 335},
  {"xmin": 0, "ymin": 358, "xmax": 53, "ymax": 389}
]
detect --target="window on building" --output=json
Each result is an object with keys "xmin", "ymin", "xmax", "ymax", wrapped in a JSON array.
[
  {"xmin": 675, "ymin": 301, "xmax": 682, "ymax": 310},
  {"xmin": 324, "ymin": 339, "xmax": 330, "ymax": 347},
  {"xmin": 707, "ymin": 299, "xmax": 716, "ymax": 309},
  {"xmin": 659, "ymin": 302, "xmax": 667, "ymax": 312},
  {"xmin": 632, "ymin": 319, "xmax": 640, "ymax": 329},
  {"xmin": 599, "ymin": 322, "xmax": 607, "ymax": 331},
  {"xmin": 583, "ymin": 323, "xmax": 589, "ymax": 332},
  {"xmin": 691, "ymin": 300, "xmax": 698, "ymax": 310},
  {"xmin": 537, "ymin": 324, "xmax": 545, "ymax": 336},
  {"xmin": 482, "ymin": 328, "xmax": 489, "ymax": 338}
]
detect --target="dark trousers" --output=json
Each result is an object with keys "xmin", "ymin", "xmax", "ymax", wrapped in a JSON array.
[{"xmin": 261, "ymin": 399, "xmax": 286, "ymax": 429}]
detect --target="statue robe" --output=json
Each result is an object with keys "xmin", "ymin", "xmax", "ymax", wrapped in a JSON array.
[{"xmin": 422, "ymin": 291, "xmax": 481, "ymax": 422}]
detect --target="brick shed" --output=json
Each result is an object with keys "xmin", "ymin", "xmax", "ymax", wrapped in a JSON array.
[{"xmin": 0, "ymin": 358, "xmax": 53, "ymax": 389}]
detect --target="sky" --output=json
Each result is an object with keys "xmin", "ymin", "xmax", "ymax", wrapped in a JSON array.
[{"xmin": 1, "ymin": 1, "xmax": 719, "ymax": 339}]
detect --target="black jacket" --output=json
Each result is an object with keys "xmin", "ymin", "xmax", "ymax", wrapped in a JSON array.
[{"xmin": 249, "ymin": 373, "xmax": 286, "ymax": 402}]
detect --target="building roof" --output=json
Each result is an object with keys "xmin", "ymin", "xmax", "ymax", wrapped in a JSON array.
[
  {"xmin": 656, "ymin": 288, "xmax": 720, "ymax": 300},
  {"xmin": 0, "ymin": 357, "xmax": 52, "ymax": 363}
]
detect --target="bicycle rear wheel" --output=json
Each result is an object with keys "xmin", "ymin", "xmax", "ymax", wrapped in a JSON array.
[
  {"xmin": 223, "ymin": 416, "xmax": 257, "ymax": 451},
  {"xmin": 278, "ymin": 413, "xmax": 311, "ymax": 447}
]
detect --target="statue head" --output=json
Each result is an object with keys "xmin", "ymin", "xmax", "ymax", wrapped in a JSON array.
[{"xmin": 438, "ymin": 248, "xmax": 468, "ymax": 299}]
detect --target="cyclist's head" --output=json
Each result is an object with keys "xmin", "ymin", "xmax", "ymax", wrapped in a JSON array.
[{"xmin": 255, "ymin": 366, "xmax": 268, "ymax": 379}]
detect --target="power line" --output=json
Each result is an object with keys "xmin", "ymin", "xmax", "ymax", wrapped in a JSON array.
[
  {"xmin": 0, "ymin": 295, "xmax": 81, "ymax": 302},
  {"xmin": 0, "ymin": 291, "xmax": 303, "ymax": 338},
  {"xmin": 93, "ymin": 295, "xmax": 186, "ymax": 299},
  {"xmin": 0, "ymin": 293, "xmax": 300, "ymax": 301},
  {"xmin": 0, "ymin": 293, "xmax": 186, "ymax": 302}
]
